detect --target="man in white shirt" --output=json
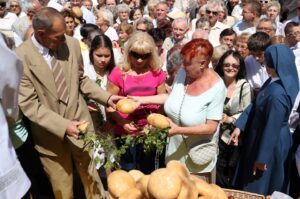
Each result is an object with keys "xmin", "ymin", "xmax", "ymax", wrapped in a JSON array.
[
  {"xmin": 233, "ymin": 1, "xmax": 261, "ymax": 36},
  {"xmin": 244, "ymin": 32, "xmax": 271, "ymax": 96},
  {"xmin": 0, "ymin": 0, "xmax": 18, "ymax": 39},
  {"xmin": 285, "ymin": 22, "xmax": 300, "ymax": 47},
  {"xmin": 256, "ymin": 18, "xmax": 277, "ymax": 37},
  {"xmin": 162, "ymin": 17, "xmax": 190, "ymax": 51},
  {"xmin": 205, "ymin": 0, "xmax": 229, "ymax": 47}
]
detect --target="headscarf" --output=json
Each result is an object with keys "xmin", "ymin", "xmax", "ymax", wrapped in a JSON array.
[{"xmin": 264, "ymin": 44, "xmax": 299, "ymax": 105}]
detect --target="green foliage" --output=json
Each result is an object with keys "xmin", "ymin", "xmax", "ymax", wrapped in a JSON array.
[{"xmin": 79, "ymin": 126, "xmax": 169, "ymax": 170}]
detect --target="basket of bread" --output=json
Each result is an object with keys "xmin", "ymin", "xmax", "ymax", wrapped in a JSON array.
[{"xmin": 107, "ymin": 160, "xmax": 228, "ymax": 199}]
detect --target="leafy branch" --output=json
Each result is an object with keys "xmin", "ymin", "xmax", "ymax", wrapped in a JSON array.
[{"xmin": 79, "ymin": 126, "xmax": 169, "ymax": 170}]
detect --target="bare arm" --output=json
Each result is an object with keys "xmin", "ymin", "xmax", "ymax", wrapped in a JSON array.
[
  {"xmin": 168, "ymin": 119, "xmax": 219, "ymax": 136},
  {"xmin": 106, "ymin": 80, "xmax": 138, "ymax": 132}
]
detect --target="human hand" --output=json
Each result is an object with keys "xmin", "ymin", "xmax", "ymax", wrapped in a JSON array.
[
  {"xmin": 112, "ymin": 41, "xmax": 120, "ymax": 48},
  {"xmin": 122, "ymin": 121, "xmax": 139, "ymax": 133},
  {"xmin": 221, "ymin": 113, "xmax": 234, "ymax": 124},
  {"xmin": 87, "ymin": 101, "xmax": 99, "ymax": 112},
  {"xmin": 253, "ymin": 162, "xmax": 267, "ymax": 175},
  {"xmin": 228, "ymin": 128, "xmax": 240, "ymax": 146},
  {"xmin": 127, "ymin": 96, "xmax": 142, "ymax": 107},
  {"xmin": 66, "ymin": 120, "xmax": 86, "ymax": 139},
  {"xmin": 107, "ymin": 95, "xmax": 124, "ymax": 109},
  {"xmin": 167, "ymin": 118, "xmax": 179, "ymax": 136}
]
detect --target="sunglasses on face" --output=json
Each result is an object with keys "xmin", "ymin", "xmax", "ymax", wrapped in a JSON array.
[
  {"xmin": 260, "ymin": 0, "xmax": 269, "ymax": 4},
  {"xmin": 223, "ymin": 63, "xmax": 240, "ymax": 69},
  {"xmin": 10, "ymin": 4, "xmax": 19, "ymax": 8},
  {"xmin": 130, "ymin": 51, "xmax": 151, "ymax": 59},
  {"xmin": 206, "ymin": 9, "xmax": 218, "ymax": 16}
]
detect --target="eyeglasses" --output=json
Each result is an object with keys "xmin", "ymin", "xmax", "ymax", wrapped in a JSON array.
[
  {"xmin": 223, "ymin": 63, "xmax": 240, "ymax": 69},
  {"xmin": 287, "ymin": 31, "xmax": 300, "ymax": 37},
  {"xmin": 136, "ymin": 28, "xmax": 147, "ymax": 32},
  {"xmin": 130, "ymin": 51, "xmax": 151, "ymax": 60},
  {"xmin": 206, "ymin": 9, "xmax": 218, "ymax": 16},
  {"xmin": 10, "ymin": 4, "xmax": 19, "ymax": 8},
  {"xmin": 256, "ymin": 27, "xmax": 273, "ymax": 31}
]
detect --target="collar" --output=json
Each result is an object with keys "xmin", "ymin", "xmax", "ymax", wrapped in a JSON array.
[
  {"xmin": 31, "ymin": 34, "xmax": 50, "ymax": 56},
  {"xmin": 291, "ymin": 42, "xmax": 300, "ymax": 50},
  {"xmin": 270, "ymin": 77, "xmax": 280, "ymax": 84}
]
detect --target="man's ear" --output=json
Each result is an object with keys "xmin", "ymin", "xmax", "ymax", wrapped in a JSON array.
[{"xmin": 35, "ymin": 29, "xmax": 46, "ymax": 39}]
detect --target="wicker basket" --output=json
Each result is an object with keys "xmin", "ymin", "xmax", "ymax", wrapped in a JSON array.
[{"xmin": 223, "ymin": 188, "xmax": 265, "ymax": 199}]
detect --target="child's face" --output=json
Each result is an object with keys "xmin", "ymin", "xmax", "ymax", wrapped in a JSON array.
[
  {"xmin": 93, "ymin": 47, "xmax": 112, "ymax": 70},
  {"xmin": 251, "ymin": 50, "xmax": 265, "ymax": 65}
]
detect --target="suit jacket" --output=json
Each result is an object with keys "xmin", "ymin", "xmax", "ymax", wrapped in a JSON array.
[
  {"xmin": 16, "ymin": 35, "xmax": 111, "ymax": 156},
  {"xmin": 225, "ymin": 79, "xmax": 252, "ymax": 120}
]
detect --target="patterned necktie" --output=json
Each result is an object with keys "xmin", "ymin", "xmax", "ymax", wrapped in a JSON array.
[{"xmin": 49, "ymin": 50, "xmax": 69, "ymax": 104}]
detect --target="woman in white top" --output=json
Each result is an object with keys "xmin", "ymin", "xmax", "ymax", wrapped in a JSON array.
[
  {"xmin": 133, "ymin": 39, "xmax": 226, "ymax": 182},
  {"xmin": 88, "ymin": 34, "xmax": 115, "ymax": 131}
]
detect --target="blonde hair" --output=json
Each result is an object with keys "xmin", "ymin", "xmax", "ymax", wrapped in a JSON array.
[
  {"xmin": 121, "ymin": 31, "xmax": 161, "ymax": 72},
  {"xmin": 266, "ymin": 1, "xmax": 281, "ymax": 11},
  {"xmin": 236, "ymin": 32, "xmax": 251, "ymax": 43}
]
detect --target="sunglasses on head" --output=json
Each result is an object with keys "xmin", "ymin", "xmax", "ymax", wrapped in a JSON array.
[
  {"xmin": 130, "ymin": 51, "xmax": 151, "ymax": 59},
  {"xmin": 260, "ymin": 0, "xmax": 269, "ymax": 4}
]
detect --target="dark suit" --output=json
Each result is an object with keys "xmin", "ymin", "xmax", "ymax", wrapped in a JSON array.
[{"xmin": 16, "ymin": 35, "xmax": 110, "ymax": 199}]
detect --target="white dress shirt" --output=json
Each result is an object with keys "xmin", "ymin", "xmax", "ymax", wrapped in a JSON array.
[
  {"xmin": 208, "ymin": 21, "xmax": 229, "ymax": 47},
  {"xmin": 232, "ymin": 20, "xmax": 256, "ymax": 36},
  {"xmin": 31, "ymin": 34, "xmax": 52, "ymax": 69},
  {"xmin": 244, "ymin": 55, "xmax": 269, "ymax": 91}
]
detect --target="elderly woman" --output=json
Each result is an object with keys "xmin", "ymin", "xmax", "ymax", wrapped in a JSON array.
[
  {"xmin": 229, "ymin": 44, "xmax": 299, "ymax": 195},
  {"xmin": 134, "ymin": 17, "xmax": 154, "ymax": 32},
  {"xmin": 265, "ymin": 1, "xmax": 284, "ymax": 36},
  {"xmin": 96, "ymin": 8, "xmax": 119, "ymax": 42},
  {"xmin": 8, "ymin": 0, "xmax": 25, "ymax": 17},
  {"xmin": 235, "ymin": 32, "xmax": 250, "ymax": 59},
  {"xmin": 133, "ymin": 39, "xmax": 226, "ymax": 182},
  {"xmin": 106, "ymin": 31, "xmax": 166, "ymax": 173},
  {"xmin": 115, "ymin": 3, "xmax": 131, "ymax": 26}
]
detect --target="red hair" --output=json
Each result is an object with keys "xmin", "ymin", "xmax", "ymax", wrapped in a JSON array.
[{"xmin": 180, "ymin": 39, "xmax": 213, "ymax": 63}]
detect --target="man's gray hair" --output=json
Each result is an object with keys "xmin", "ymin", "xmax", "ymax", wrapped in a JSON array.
[
  {"xmin": 32, "ymin": 7, "xmax": 63, "ymax": 30},
  {"xmin": 172, "ymin": 18, "xmax": 188, "ymax": 29},
  {"xmin": 117, "ymin": 3, "xmax": 130, "ymax": 14},
  {"xmin": 258, "ymin": 17, "xmax": 277, "ymax": 31}
]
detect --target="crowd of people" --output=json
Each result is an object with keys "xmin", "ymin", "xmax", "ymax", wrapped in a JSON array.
[{"xmin": 1, "ymin": 0, "xmax": 300, "ymax": 198}]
